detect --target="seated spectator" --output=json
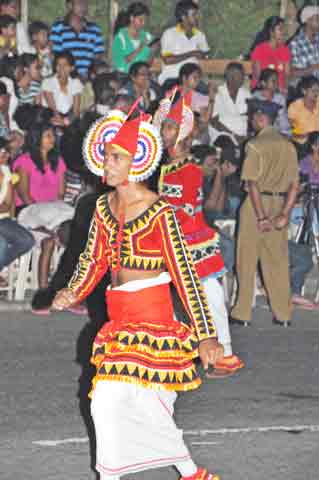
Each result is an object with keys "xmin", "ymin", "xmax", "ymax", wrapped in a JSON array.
[
  {"xmin": 250, "ymin": 16, "xmax": 291, "ymax": 94},
  {"xmin": 112, "ymin": 2, "xmax": 156, "ymax": 74},
  {"xmin": 288, "ymin": 75, "xmax": 319, "ymax": 158},
  {"xmin": 12, "ymin": 123, "xmax": 72, "ymax": 291},
  {"xmin": 0, "ymin": 14, "xmax": 16, "ymax": 58},
  {"xmin": 28, "ymin": 21, "xmax": 53, "ymax": 79},
  {"xmin": 0, "ymin": 0, "xmax": 34, "ymax": 54},
  {"xmin": 289, "ymin": 5, "xmax": 319, "ymax": 80},
  {"xmin": 119, "ymin": 61, "xmax": 158, "ymax": 112},
  {"xmin": 193, "ymin": 137, "xmax": 241, "ymax": 225},
  {"xmin": 0, "ymin": 80, "xmax": 10, "ymax": 139},
  {"xmin": 178, "ymin": 63, "xmax": 215, "ymax": 117},
  {"xmin": 0, "ymin": 136, "xmax": 34, "ymax": 285},
  {"xmin": 42, "ymin": 51, "xmax": 83, "ymax": 119},
  {"xmin": 0, "ymin": 55, "xmax": 22, "ymax": 127},
  {"xmin": 17, "ymin": 53, "xmax": 42, "ymax": 105},
  {"xmin": 80, "ymin": 60, "xmax": 111, "ymax": 115},
  {"xmin": 191, "ymin": 112, "xmax": 211, "ymax": 146},
  {"xmin": 159, "ymin": 0, "xmax": 209, "ymax": 86},
  {"xmin": 8, "ymin": 128, "xmax": 24, "ymax": 161},
  {"xmin": 91, "ymin": 73, "xmax": 122, "ymax": 116},
  {"xmin": 211, "ymin": 62, "xmax": 251, "ymax": 144},
  {"xmin": 50, "ymin": 0, "xmax": 105, "ymax": 80},
  {"xmin": 253, "ymin": 68, "xmax": 291, "ymax": 136}
]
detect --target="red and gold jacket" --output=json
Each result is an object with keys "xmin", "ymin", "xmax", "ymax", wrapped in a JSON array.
[
  {"xmin": 159, "ymin": 156, "xmax": 225, "ymax": 279},
  {"xmin": 67, "ymin": 194, "xmax": 217, "ymax": 392}
]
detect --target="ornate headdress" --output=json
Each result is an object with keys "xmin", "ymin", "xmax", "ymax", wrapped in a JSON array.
[
  {"xmin": 83, "ymin": 99, "xmax": 163, "ymax": 182},
  {"xmin": 153, "ymin": 88, "xmax": 194, "ymax": 144}
]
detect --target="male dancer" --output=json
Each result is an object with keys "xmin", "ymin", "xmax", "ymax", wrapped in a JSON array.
[
  {"xmin": 53, "ymin": 104, "xmax": 224, "ymax": 479},
  {"xmin": 156, "ymin": 91, "xmax": 244, "ymax": 376}
]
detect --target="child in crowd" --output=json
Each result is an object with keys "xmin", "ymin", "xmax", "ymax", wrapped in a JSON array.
[
  {"xmin": 17, "ymin": 53, "xmax": 42, "ymax": 105},
  {"xmin": 0, "ymin": 0, "xmax": 34, "ymax": 54},
  {"xmin": 0, "ymin": 14, "xmax": 16, "ymax": 58},
  {"xmin": 28, "ymin": 21, "xmax": 52, "ymax": 79},
  {"xmin": 42, "ymin": 51, "xmax": 83, "ymax": 120}
]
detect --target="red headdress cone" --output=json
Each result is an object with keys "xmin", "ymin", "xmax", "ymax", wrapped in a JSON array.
[
  {"xmin": 108, "ymin": 97, "xmax": 142, "ymax": 156},
  {"xmin": 165, "ymin": 89, "xmax": 193, "ymax": 126}
]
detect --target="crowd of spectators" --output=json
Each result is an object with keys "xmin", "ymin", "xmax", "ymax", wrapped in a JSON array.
[{"xmin": 1, "ymin": 0, "xmax": 319, "ymax": 313}]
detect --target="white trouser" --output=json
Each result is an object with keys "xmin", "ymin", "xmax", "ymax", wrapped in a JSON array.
[{"xmin": 202, "ymin": 275, "xmax": 232, "ymax": 356}]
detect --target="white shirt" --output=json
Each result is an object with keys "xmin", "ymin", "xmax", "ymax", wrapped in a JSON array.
[
  {"xmin": 16, "ymin": 22, "xmax": 36, "ymax": 55},
  {"xmin": 212, "ymin": 84, "xmax": 251, "ymax": 137},
  {"xmin": 42, "ymin": 75, "xmax": 83, "ymax": 114},
  {"xmin": 159, "ymin": 25, "xmax": 209, "ymax": 85}
]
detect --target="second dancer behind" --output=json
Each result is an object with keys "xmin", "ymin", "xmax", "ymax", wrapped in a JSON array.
[{"xmin": 155, "ymin": 90, "xmax": 244, "ymax": 377}]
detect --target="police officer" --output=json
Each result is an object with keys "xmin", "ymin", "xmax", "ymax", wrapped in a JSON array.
[{"xmin": 231, "ymin": 99, "xmax": 299, "ymax": 326}]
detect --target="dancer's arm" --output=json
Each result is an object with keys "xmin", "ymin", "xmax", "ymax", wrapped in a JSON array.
[
  {"xmin": 53, "ymin": 206, "xmax": 109, "ymax": 309},
  {"xmin": 159, "ymin": 206, "xmax": 216, "ymax": 341}
]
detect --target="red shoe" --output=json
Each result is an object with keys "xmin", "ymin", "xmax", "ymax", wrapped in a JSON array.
[
  {"xmin": 206, "ymin": 354, "xmax": 245, "ymax": 379},
  {"xmin": 181, "ymin": 467, "xmax": 220, "ymax": 480}
]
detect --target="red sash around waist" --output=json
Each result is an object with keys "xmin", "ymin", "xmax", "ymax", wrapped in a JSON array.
[{"xmin": 106, "ymin": 282, "xmax": 174, "ymax": 325}]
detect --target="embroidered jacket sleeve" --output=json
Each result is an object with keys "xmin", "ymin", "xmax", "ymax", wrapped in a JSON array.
[
  {"xmin": 157, "ymin": 205, "xmax": 216, "ymax": 341},
  {"xmin": 161, "ymin": 161, "xmax": 203, "ymax": 224},
  {"xmin": 68, "ymin": 205, "xmax": 109, "ymax": 301}
]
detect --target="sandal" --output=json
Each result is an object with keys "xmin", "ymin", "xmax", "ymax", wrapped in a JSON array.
[
  {"xmin": 181, "ymin": 468, "xmax": 220, "ymax": 480},
  {"xmin": 206, "ymin": 354, "xmax": 245, "ymax": 379}
]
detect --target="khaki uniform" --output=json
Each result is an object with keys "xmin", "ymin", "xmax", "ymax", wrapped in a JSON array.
[{"xmin": 232, "ymin": 126, "xmax": 299, "ymax": 322}]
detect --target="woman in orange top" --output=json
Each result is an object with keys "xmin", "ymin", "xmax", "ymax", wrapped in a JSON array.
[{"xmin": 288, "ymin": 75, "xmax": 319, "ymax": 158}]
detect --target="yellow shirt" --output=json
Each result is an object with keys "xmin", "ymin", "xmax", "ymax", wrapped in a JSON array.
[{"xmin": 288, "ymin": 98, "xmax": 319, "ymax": 142}]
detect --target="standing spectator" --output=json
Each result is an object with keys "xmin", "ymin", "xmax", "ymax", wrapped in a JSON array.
[
  {"xmin": 211, "ymin": 62, "xmax": 251, "ymax": 144},
  {"xmin": 112, "ymin": 2, "xmax": 156, "ymax": 74},
  {"xmin": 50, "ymin": 0, "xmax": 105, "ymax": 80},
  {"xmin": 17, "ymin": 53, "xmax": 42, "ymax": 105},
  {"xmin": 253, "ymin": 68, "xmax": 291, "ymax": 136},
  {"xmin": 250, "ymin": 16, "xmax": 291, "ymax": 94},
  {"xmin": 28, "ymin": 21, "xmax": 53, "ymax": 79},
  {"xmin": 289, "ymin": 5, "xmax": 319, "ymax": 80},
  {"xmin": 42, "ymin": 52, "xmax": 83, "ymax": 119},
  {"xmin": 0, "ymin": 0, "xmax": 34, "ymax": 54},
  {"xmin": 159, "ymin": 0, "xmax": 209, "ymax": 86},
  {"xmin": 231, "ymin": 99, "xmax": 299, "ymax": 327},
  {"xmin": 0, "ymin": 14, "xmax": 16, "ymax": 59}
]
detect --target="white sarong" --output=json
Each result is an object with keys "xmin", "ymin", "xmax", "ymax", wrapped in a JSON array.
[{"xmin": 91, "ymin": 273, "xmax": 192, "ymax": 478}]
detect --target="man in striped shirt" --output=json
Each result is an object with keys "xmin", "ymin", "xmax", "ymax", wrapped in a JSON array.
[{"xmin": 50, "ymin": 0, "xmax": 105, "ymax": 80}]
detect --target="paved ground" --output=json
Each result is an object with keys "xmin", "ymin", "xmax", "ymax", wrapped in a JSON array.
[{"xmin": 1, "ymin": 304, "xmax": 319, "ymax": 480}]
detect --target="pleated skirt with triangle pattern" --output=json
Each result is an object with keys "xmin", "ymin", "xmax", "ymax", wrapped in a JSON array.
[{"xmin": 90, "ymin": 277, "xmax": 202, "ymax": 395}]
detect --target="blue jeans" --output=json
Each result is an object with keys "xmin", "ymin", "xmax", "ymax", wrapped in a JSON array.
[
  {"xmin": 0, "ymin": 218, "xmax": 35, "ymax": 270},
  {"xmin": 289, "ymin": 240, "xmax": 313, "ymax": 295}
]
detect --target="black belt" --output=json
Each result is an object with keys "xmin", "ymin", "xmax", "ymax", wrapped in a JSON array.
[{"xmin": 260, "ymin": 191, "xmax": 287, "ymax": 197}]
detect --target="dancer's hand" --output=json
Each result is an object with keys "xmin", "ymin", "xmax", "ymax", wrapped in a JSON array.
[
  {"xmin": 52, "ymin": 288, "xmax": 78, "ymax": 311},
  {"xmin": 199, "ymin": 338, "xmax": 224, "ymax": 370}
]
